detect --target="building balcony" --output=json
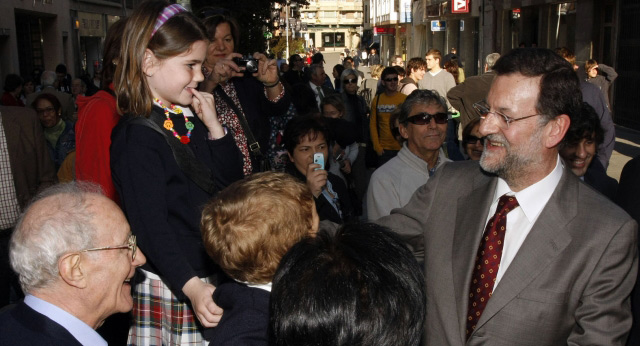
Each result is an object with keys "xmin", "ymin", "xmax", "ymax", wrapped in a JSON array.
[{"xmin": 303, "ymin": 0, "xmax": 363, "ymax": 12}]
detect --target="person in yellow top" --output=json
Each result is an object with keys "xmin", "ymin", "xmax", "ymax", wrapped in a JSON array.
[{"xmin": 370, "ymin": 67, "xmax": 407, "ymax": 167}]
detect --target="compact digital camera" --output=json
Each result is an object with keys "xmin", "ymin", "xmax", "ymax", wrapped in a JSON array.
[{"xmin": 233, "ymin": 56, "xmax": 259, "ymax": 74}]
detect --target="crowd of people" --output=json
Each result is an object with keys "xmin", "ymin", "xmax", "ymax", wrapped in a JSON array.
[{"xmin": 0, "ymin": 0, "xmax": 638, "ymax": 345}]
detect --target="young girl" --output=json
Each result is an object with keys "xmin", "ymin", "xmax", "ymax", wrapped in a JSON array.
[{"xmin": 110, "ymin": 1, "xmax": 244, "ymax": 344}]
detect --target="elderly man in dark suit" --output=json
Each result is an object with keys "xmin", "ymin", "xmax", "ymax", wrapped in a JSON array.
[
  {"xmin": 378, "ymin": 48, "xmax": 638, "ymax": 345},
  {"xmin": 0, "ymin": 182, "xmax": 146, "ymax": 345},
  {"xmin": 0, "ymin": 105, "xmax": 56, "ymax": 308}
]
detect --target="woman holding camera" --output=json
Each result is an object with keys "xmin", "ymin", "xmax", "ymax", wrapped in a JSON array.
[{"xmin": 200, "ymin": 13, "xmax": 290, "ymax": 175}]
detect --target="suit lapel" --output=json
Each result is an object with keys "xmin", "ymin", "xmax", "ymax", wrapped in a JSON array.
[
  {"xmin": 474, "ymin": 169, "xmax": 576, "ymax": 332},
  {"xmin": 452, "ymin": 175, "xmax": 497, "ymax": 341}
]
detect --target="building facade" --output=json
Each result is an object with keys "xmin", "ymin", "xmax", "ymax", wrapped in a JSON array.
[
  {"xmin": 0, "ymin": 0, "xmax": 137, "ymax": 88},
  {"xmin": 299, "ymin": 0, "xmax": 364, "ymax": 52}
]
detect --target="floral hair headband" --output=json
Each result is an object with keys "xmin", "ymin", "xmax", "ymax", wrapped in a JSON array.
[{"xmin": 151, "ymin": 4, "xmax": 186, "ymax": 38}]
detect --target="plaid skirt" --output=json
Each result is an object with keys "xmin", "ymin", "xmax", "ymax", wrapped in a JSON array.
[{"xmin": 128, "ymin": 269, "xmax": 212, "ymax": 346}]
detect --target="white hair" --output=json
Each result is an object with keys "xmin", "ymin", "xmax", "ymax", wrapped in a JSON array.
[
  {"xmin": 40, "ymin": 71, "xmax": 57, "ymax": 88},
  {"xmin": 485, "ymin": 53, "xmax": 501, "ymax": 71},
  {"xmin": 339, "ymin": 68, "xmax": 361, "ymax": 94},
  {"xmin": 10, "ymin": 182, "xmax": 104, "ymax": 293}
]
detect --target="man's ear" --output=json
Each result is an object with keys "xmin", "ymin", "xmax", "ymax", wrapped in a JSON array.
[
  {"xmin": 398, "ymin": 123, "xmax": 410, "ymax": 139},
  {"xmin": 58, "ymin": 253, "xmax": 88, "ymax": 289},
  {"xmin": 142, "ymin": 49, "xmax": 159, "ymax": 77},
  {"xmin": 545, "ymin": 114, "xmax": 570, "ymax": 148}
]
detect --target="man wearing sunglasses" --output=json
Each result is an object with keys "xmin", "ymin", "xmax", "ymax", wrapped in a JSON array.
[
  {"xmin": 0, "ymin": 182, "xmax": 146, "ymax": 345},
  {"xmin": 367, "ymin": 90, "xmax": 451, "ymax": 221},
  {"xmin": 282, "ymin": 54, "xmax": 305, "ymax": 87},
  {"xmin": 378, "ymin": 48, "xmax": 637, "ymax": 345},
  {"xmin": 369, "ymin": 67, "xmax": 407, "ymax": 167}
]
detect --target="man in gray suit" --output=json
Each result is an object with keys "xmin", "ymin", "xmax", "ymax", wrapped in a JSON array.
[{"xmin": 379, "ymin": 48, "xmax": 638, "ymax": 345}]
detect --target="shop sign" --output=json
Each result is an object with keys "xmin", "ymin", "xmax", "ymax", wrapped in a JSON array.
[
  {"xmin": 431, "ymin": 20, "xmax": 446, "ymax": 32},
  {"xmin": 452, "ymin": 0, "xmax": 470, "ymax": 13},
  {"xmin": 374, "ymin": 27, "xmax": 396, "ymax": 35},
  {"xmin": 78, "ymin": 12, "xmax": 104, "ymax": 37}
]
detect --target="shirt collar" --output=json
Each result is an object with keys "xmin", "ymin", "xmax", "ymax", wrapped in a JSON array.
[
  {"xmin": 24, "ymin": 295, "xmax": 107, "ymax": 346},
  {"xmin": 237, "ymin": 281, "xmax": 272, "ymax": 292},
  {"xmin": 494, "ymin": 155, "xmax": 564, "ymax": 223}
]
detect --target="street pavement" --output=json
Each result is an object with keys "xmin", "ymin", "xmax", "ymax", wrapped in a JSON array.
[
  {"xmin": 609, "ymin": 125, "xmax": 640, "ymax": 181},
  {"xmin": 318, "ymin": 51, "xmax": 639, "ymax": 181}
]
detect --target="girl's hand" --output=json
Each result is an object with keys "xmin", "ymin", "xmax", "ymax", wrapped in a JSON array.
[
  {"xmin": 182, "ymin": 277, "xmax": 223, "ymax": 328},
  {"xmin": 253, "ymin": 52, "xmax": 279, "ymax": 85},
  {"xmin": 191, "ymin": 89, "xmax": 225, "ymax": 139}
]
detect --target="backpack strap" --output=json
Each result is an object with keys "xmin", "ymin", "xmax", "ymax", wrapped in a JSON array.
[{"xmin": 126, "ymin": 113, "xmax": 218, "ymax": 195}]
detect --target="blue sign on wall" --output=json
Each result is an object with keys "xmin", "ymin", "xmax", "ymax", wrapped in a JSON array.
[{"xmin": 431, "ymin": 20, "xmax": 446, "ymax": 32}]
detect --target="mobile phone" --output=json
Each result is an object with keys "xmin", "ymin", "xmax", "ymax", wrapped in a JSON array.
[
  {"xmin": 313, "ymin": 153, "xmax": 325, "ymax": 170},
  {"xmin": 335, "ymin": 152, "xmax": 345, "ymax": 162}
]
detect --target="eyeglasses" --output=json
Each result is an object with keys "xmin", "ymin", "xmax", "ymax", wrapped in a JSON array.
[
  {"xmin": 473, "ymin": 100, "xmax": 543, "ymax": 129},
  {"xmin": 384, "ymin": 77, "xmax": 399, "ymax": 82},
  {"xmin": 79, "ymin": 234, "xmax": 137, "ymax": 262},
  {"xmin": 36, "ymin": 107, "xmax": 56, "ymax": 116},
  {"xmin": 406, "ymin": 112, "xmax": 449, "ymax": 125},
  {"xmin": 323, "ymin": 110, "xmax": 341, "ymax": 118},
  {"xmin": 343, "ymin": 78, "xmax": 358, "ymax": 84},
  {"xmin": 464, "ymin": 136, "xmax": 484, "ymax": 145}
]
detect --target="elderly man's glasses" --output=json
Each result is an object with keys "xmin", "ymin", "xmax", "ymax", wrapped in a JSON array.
[
  {"xmin": 407, "ymin": 112, "xmax": 449, "ymax": 125},
  {"xmin": 343, "ymin": 78, "xmax": 358, "ymax": 84},
  {"xmin": 79, "ymin": 234, "xmax": 137, "ymax": 261},
  {"xmin": 473, "ymin": 100, "xmax": 543, "ymax": 129}
]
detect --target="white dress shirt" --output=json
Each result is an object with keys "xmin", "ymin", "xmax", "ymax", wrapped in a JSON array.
[
  {"xmin": 488, "ymin": 156, "xmax": 564, "ymax": 287},
  {"xmin": 309, "ymin": 80, "xmax": 324, "ymax": 109}
]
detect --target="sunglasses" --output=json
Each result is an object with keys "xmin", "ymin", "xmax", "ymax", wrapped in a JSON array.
[
  {"xmin": 464, "ymin": 136, "xmax": 484, "ymax": 145},
  {"xmin": 384, "ymin": 77, "xmax": 399, "ymax": 82},
  {"xmin": 406, "ymin": 112, "xmax": 449, "ymax": 125},
  {"xmin": 343, "ymin": 78, "xmax": 358, "ymax": 84}
]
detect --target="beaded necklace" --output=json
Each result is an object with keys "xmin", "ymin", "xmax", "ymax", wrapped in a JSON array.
[{"xmin": 155, "ymin": 98, "xmax": 194, "ymax": 144}]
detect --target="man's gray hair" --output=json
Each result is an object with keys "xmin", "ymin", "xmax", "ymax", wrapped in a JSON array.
[
  {"xmin": 308, "ymin": 64, "xmax": 324, "ymax": 77},
  {"xmin": 40, "ymin": 71, "xmax": 57, "ymax": 88},
  {"xmin": 485, "ymin": 53, "xmax": 501, "ymax": 71},
  {"xmin": 10, "ymin": 182, "xmax": 104, "ymax": 293},
  {"xmin": 398, "ymin": 89, "xmax": 448, "ymax": 124}
]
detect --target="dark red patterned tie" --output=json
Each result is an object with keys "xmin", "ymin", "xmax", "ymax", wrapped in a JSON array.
[{"xmin": 466, "ymin": 194, "xmax": 519, "ymax": 338}]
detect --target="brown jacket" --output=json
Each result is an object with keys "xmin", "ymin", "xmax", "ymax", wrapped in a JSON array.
[{"xmin": 0, "ymin": 106, "xmax": 56, "ymax": 209}]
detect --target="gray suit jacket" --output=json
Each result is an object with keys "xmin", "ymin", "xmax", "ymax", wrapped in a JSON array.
[{"xmin": 379, "ymin": 160, "xmax": 638, "ymax": 346}]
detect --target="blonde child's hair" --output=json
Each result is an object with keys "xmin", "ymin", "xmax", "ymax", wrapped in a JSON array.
[{"xmin": 201, "ymin": 172, "xmax": 315, "ymax": 284}]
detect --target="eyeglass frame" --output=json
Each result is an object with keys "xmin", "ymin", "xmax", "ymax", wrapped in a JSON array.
[
  {"xmin": 405, "ymin": 112, "xmax": 450, "ymax": 125},
  {"xmin": 35, "ymin": 107, "xmax": 57, "ymax": 116},
  {"xmin": 78, "ymin": 234, "xmax": 137, "ymax": 262},
  {"xmin": 472, "ymin": 100, "xmax": 544, "ymax": 129}
]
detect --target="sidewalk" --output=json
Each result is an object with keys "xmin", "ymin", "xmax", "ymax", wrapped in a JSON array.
[{"xmin": 608, "ymin": 125, "xmax": 640, "ymax": 181}]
